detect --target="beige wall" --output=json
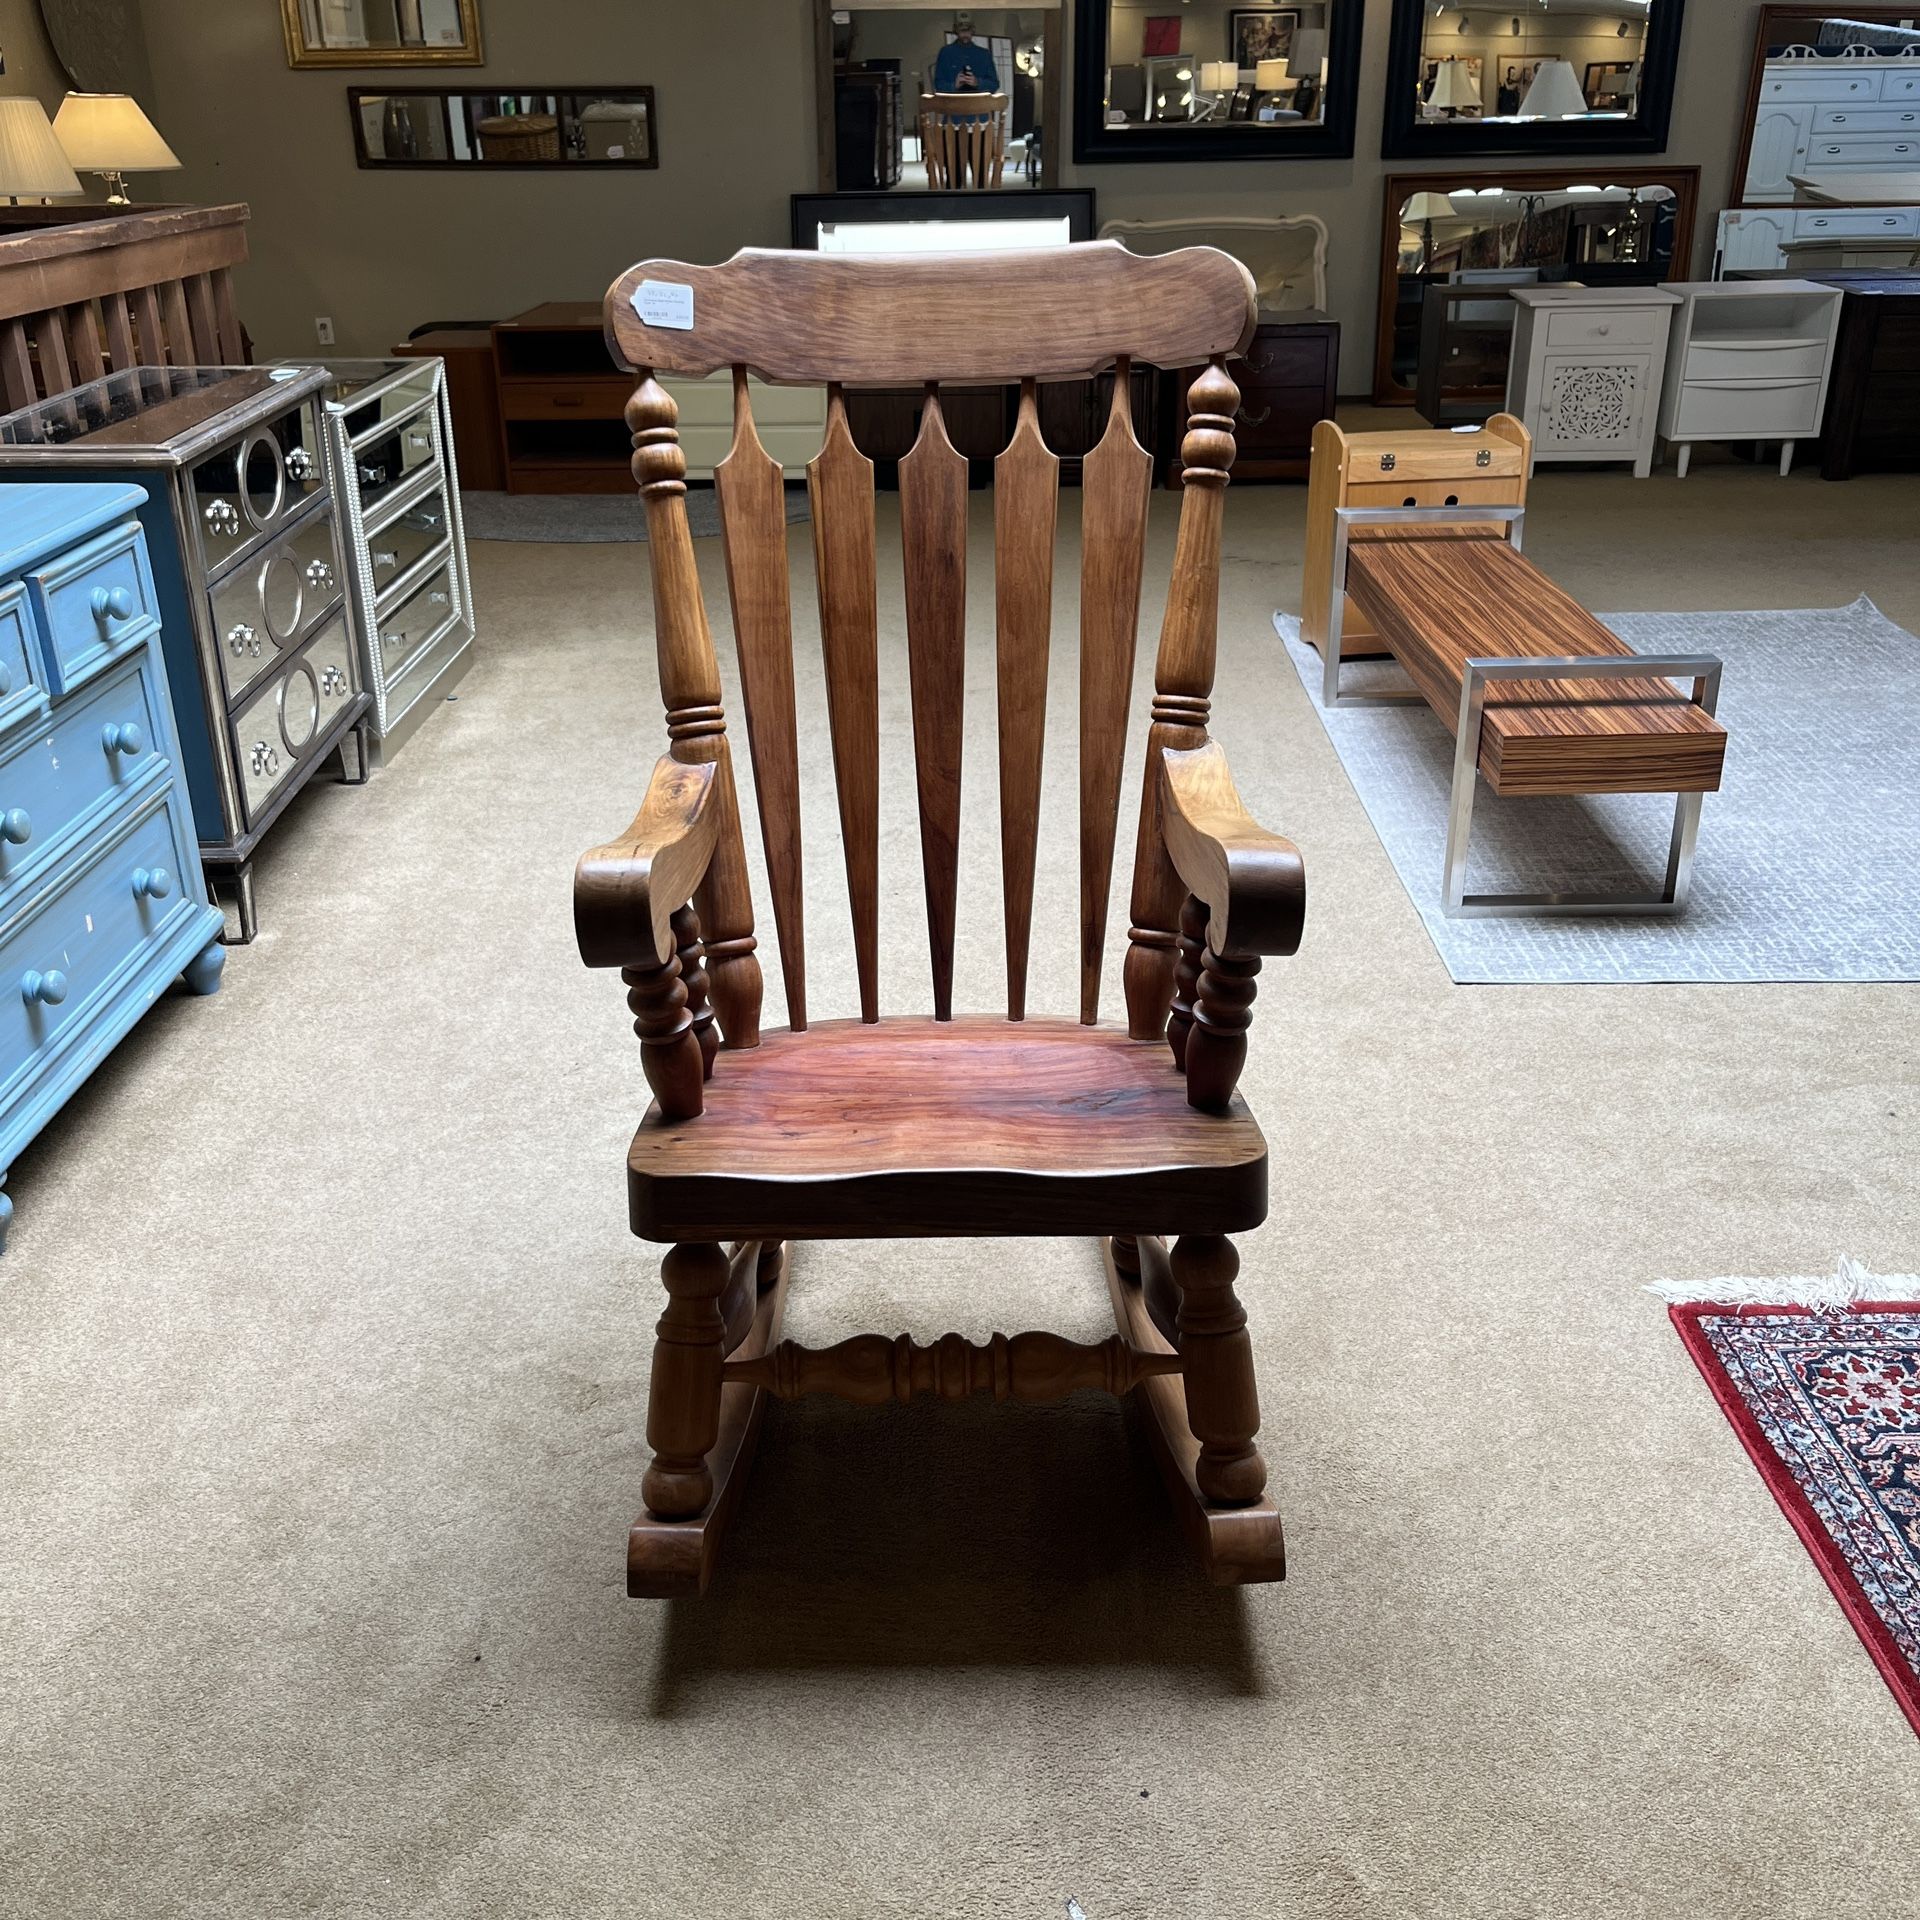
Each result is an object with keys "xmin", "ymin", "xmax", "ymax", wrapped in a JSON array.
[{"xmin": 128, "ymin": 0, "xmax": 1754, "ymax": 386}]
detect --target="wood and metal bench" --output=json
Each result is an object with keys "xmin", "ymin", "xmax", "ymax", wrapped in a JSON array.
[{"xmin": 1301, "ymin": 419, "xmax": 1728, "ymax": 918}]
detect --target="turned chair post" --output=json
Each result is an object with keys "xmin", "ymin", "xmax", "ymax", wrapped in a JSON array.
[
  {"xmin": 1171, "ymin": 1233, "xmax": 1266, "ymax": 1505},
  {"xmin": 627, "ymin": 376, "xmax": 764, "ymax": 1046},
  {"xmin": 642, "ymin": 1239, "xmax": 733, "ymax": 1519},
  {"xmin": 1124, "ymin": 359, "xmax": 1241, "ymax": 1041}
]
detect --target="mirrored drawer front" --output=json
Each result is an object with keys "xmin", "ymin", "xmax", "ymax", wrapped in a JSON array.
[
  {"xmin": 1, "ymin": 794, "xmax": 193, "ymax": 1105},
  {"xmin": 355, "ymin": 403, "xmax": 438, "ymax": 514},
  {"xmin": 0, "ymin": 581, "xmax": 42, "ymax": 734},
  {"xmin": 377, "ymin": 559, "xmax": 458, "ymax": 684},
  {"xmin": 1673, "ymin": 379, "xmax": 1823, "ymax": 440},
  {"xmin": 341, "ymin": 365, "xmax": 439, "ymax": 442},
  {"xmin": 208, "ymin": 508, "xmax": 343, "ymax": 705},
  {"xmin": 190, "ymin": 399, "xmax": 327, "ymax": 573},
  {"xmin": 367, "ymin": 486, "xmax": 451, "ymax": 596},
  {"xmin": 1543, "ymin": 308, "xmax": 1661, "ymax": 350},
  {"xmin": 1687, "ymin": 340, "xmax": 1829, "ymax": 383},
  {"xmin": 229, "ymin": 615, "xmax": 357, "ymax": 827},
  {"xmin": 23, "ymin": 517, "xmax": 158, "ymax": 697},
  {"xmin": 0, "ymin": 653, "xmax": 164, "ymax": 906}
]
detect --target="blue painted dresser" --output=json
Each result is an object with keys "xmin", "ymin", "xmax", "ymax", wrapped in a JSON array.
[{"xmin": 0, "ymin": 483, "xmax": 225, "ymax": 1252}]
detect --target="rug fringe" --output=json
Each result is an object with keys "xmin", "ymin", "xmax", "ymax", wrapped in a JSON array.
[{"xmin": 1647, "ymin": 1254, "xmax": 1920, "ymax": 1310}]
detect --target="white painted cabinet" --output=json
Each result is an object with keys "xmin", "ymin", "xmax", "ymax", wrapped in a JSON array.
[
  {"xmin": 1744, "ymin": 53, "xmax": 1920, "ymax": 200},
  {"xmin": 1745, "ymin": 101, "xmax": 1814, "ymax": 200}
]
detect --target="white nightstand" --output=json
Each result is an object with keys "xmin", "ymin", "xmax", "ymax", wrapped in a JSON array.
[
  {"xmin": 1655, "ymin": 280, "xmax": 1844, "ymax": 478},
  {"xmin": 1504, "ymin": 285, "xmax": 1682, "ymax": 479}
]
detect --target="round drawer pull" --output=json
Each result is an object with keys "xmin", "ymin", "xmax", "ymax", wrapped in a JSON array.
[
  {"xmin": 204, "ymin": 500, "xmax": 241, "ymax": 538},
  {"xmin": 228, "ymin": 621, "xmax": 261, "ymax": 658},
  {"xmin": 91, "ymin": 585, "xmax": 135, "ymax": 624},
  {"xmin": 249, "ymin": 740, "xmax": 281, "ymax": 779},
  {"xmin": 101, "ymin": 721, "xmax": 145, "ymax": 757},
  {"xmin": 1, "ymin": 808, "xmax": 30, "ymax": 846},
  {"xmin": 131, "ymin": 865, "xmax": 173, "ymax": 901},
  {"xmin": 305, "ymin": 559, "xmax": 335, "ymax": 589},
  {"xmin": 286, "ymin": 447, "xmax": 315, "ymax": 481},
  {"xmin": 21, "ymin": 968, "xmax": 68, "ymax": 1008}
]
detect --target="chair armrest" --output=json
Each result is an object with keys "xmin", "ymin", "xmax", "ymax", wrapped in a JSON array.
[
  {"xmin": 574, "ymin": 756, "xmax": 720, "ymax": 969},
  {"xmin": 1159, "ymin": 742, "xmax": 1306, "ymax": 959}
]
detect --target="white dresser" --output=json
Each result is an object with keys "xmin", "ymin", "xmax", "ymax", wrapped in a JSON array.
[
  {"xmin": 1504, "ymin": 285, "xmax": 1681, "ymax": 478},
  {"xmin": 1655, "ymin": 280, "xmax": 1843, "ymax": 478}
]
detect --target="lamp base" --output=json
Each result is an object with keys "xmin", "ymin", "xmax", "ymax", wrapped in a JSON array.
[{"xmin": 95, "ymin": 169, "xmax": 132, "ymax": 205}]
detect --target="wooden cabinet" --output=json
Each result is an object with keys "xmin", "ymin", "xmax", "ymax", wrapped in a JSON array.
[
  {"xmin": 1162, "ymin": 311, "xmax": 1338, "ymax": 487},
  {"xmin": 1813, "ymin": 270, "xmax": 1920, "ymax": 479}
]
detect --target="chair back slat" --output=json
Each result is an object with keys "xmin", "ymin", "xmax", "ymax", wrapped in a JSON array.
[
  {"xmin": 130, "ymin": 284, "xmax": 168, "ymax": 365},
  {"xmin": 898, "ymin": 386, "xmax": 968, "ymax": 1020},
  {"xmin": 183, "ymin": 273, "xmax": 222, "ymax": 362},
  {"xmin": 30, "ymin": 312, "xmax": 72, "ymax": 396},
  {"xmin": 807, "ymin": 385, "xmax": 883, "ymax": 1023},
  {"xmin": 0, "ymin": 319, "xmax": 32, "ymax": 412},
  {"xmin": 210, "ymin": 268, "xmax": 246, "ymax": 361},
  {"xmin": 100, "ymin": 292, "xmax": 137, "ymax": 372},
  {"xmin": 159, "ymin": 280, "xmax": 193, "ymax": 363},
  {"xmin": 994, "ymin": 380, "xmax": 1058, "ymax": 1021},
  {"xmin": 62, "ymin": 302, "xmax": 106, "ymax": 385},
  {"xmin": 714, "ymin": 369, "xmax": 809, "ymax": 1031},
  {"xmin": 1076, "ymin": 366, "xmax": 1150, "ymax": 1025}
]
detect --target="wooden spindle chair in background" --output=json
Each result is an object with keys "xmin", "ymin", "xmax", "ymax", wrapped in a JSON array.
[
  {"xmin": 919, "ymin": 90, "xmax": 1008, "ymax": 188},
  {"xmin": 576, "ymin": 242, "xmax": 1306, "ymax": 1596}
]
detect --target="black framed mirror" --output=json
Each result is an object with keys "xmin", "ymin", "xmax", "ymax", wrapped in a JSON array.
[
  {"xmin": 1072, "ymin": 0, "xmax": 1363, "ymax": 162},
  {"xmin": 349, "ymin": 87, "xmax": 657, "ymax": 167},
  {"xmin": 1381, "ymin": 0, "xmax": 1687, "ymax": 159}
]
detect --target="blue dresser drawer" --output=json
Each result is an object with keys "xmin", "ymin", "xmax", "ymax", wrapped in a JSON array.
[
  {"xmin": 0, "ymin": 791, "xmax": 202, "ymax": 1114},
  {"xmin": 0, "ymin": 581, "xmax": 45, "ymax": 737},
  {"xmin": 23, "ymin": 517, "xmax": 161, "ymax": 696},
  {"xmin": 0, "ymin": 652, "xmax": 169, "ymax": 911}
]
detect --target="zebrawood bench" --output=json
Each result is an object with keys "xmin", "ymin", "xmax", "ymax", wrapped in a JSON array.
[{"xmin": 1312, "ymin": 507, "xmax": 1727, "ymax": 917}]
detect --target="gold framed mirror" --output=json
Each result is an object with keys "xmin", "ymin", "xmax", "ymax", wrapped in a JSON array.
[{"xmin": 282, "ymin": 0, "xmax": 484, "ymax": 69}]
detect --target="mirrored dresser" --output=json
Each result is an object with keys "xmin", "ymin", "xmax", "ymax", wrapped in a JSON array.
[
  {"xmin": 0, "ymin": 367, "xmax": 371, "ymax": 942},
  {"xmin": 312, "ymin": 357, "xmax": 475, "ymax": 764}
]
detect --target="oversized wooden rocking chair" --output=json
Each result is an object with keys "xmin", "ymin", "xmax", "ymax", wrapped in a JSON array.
[{"xmin": 577, "ymin": 242, "xmax": 1306, "ymax": 1596}]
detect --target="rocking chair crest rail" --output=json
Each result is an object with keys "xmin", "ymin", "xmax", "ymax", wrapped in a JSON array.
[{"xmin": 575, "ymin": 240, "xmax": 1303, "ymax": 1596}]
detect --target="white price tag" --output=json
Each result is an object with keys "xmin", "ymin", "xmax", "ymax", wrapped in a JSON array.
[{"xmin": 632, "ymin": 279, "xmax": 695, "ymax": 331}]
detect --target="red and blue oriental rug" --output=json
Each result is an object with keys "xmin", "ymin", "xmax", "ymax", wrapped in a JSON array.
[{"xmin": 1658, "ymin": 1260, "xmax": 1920, "ymax": 1738}]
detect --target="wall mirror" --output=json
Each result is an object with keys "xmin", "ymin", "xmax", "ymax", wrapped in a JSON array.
[
  {"xmin": 284, "ymin": 0, "xmax": 483, "ymax": 67},
  {"xmin": 350, "ymin": 88, "xmax": 658, "ymax": 167},
  {"xmin": 817, "ymin": 3, "xmax": 1063, "ymax": 190},
  {"xmin": 1372, "ymin": 165, "xmax": 1698, "ymax": 401},
  {"xmin": 1380, "ymin": 0, "xmax": 1686, "ymax": 158},
  {"xmin": 1072, "ymin": 0, "xmax": 1364, "ymax": 161}
]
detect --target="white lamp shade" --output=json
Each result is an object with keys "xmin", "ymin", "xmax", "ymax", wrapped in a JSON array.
[
  {"xmin": 53, "ymin": 93, "xmax": 180, "ymax": 174},
  {"xmin": 0, "ymin": 97, "xmax": 84, "ymax": 199},
  {"xmin": 1255, "ymin": 58, "xmax": 1291, "ymax": 89},
  {"xmin": 1402, "ymin": 192, "xmax": 1457, "ymax": 222},
  {"xmin": 1199, "ymin": 62, "xmax": 1239, "ymax": 93},
  {"xmin": 1519, "ymin": 58, "xmax": 1590, "ymax": 120},
  {"xmin": 1429, "ymin": 58, "xmax": 1481, "ymax": 110}
]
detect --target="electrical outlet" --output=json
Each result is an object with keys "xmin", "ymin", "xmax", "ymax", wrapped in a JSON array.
[{"xmin": 314, "ymin": 316, "xmax": 335, "ymax": 346}]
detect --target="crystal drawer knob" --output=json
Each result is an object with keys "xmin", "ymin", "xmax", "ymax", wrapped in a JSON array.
[
  {"xmin": 320, "ymin": 664, "xmax": 347, "ymax": 696},
  {"xmin": 305, "ymin": 559, "xmax": 334, "ymax": 589},
  {"xmin": 131, "ymin": 865, "xmax": 172, "ymax": 901},
  {"xmin": 91, "ymin": 585, "xmax": 134, "ymax": 624},
  {"xmin": 228, "ymin": 621, "xmax": 259, "ymax": 658},
  {"xmin": 20, "ymin": 968, "xmax": 67, "ymax": 1008},
  {"xmin": 1, "ymin": 808, "xmax": 29, "ymax": 846},
  {"xmin": 250, "ymin": 740, "xmax": 280, "ymax": 778},
  {"xmin": 286, "ymin": 447, "xmax": 314, "ymax": 481},
  {"xmin": 359, "ymin": 462, "xmax": 384, "ymax": 486},
  {"xmin": 408, "ymin": 430, "xmax": 429, "ymax": 450},
  {"xmin": 429, "ymin": 591, "xmax": 448, "ymax": 607},
  {"xmin": 101, "ymin": 721, "xmax": 144, "ymax": 757},
  {"xmin": 373, "ymin": 549, "xmax": 398, "ymax": 570},
  {"xmin": 204, "ymin": 500, "xmax": 240, "ymax": 536}
]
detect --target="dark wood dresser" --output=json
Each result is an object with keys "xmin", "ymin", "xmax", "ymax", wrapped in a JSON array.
[
  {"xmin": 1811, "ymin": 271, "xmax": 1920, "ymax": 480},
  {"xmin": 1162, "ymin": 308, "xmax": 1338, "ymax": 487}
]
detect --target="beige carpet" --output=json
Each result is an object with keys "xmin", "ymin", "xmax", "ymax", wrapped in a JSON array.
[{"xmin": 2, "ymin": 442, "xmax": 1917, "ymax": 1917}]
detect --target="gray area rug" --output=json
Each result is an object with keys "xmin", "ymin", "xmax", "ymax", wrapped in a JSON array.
[
  {"xmin": 461, "ymin": 485, "xmax": 810, "ymax": 542},
  {"xmin": 1276, "ymin": 595, "xmax": 1919, "ymax": 984}
]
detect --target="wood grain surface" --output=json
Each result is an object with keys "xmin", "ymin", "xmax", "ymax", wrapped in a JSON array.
[
  {"xmin": 1344, "ymin": 533, "xmax": 1728, "ymax": 797},
  {"xmin": 626, "ymin": 1018, "xmax": 1268, "ymax": 1242},
  {"xmin": 606, "ymin": 242, "xmax": 1257, "ymax": 387}
]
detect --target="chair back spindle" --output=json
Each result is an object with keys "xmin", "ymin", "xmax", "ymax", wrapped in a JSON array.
[{"xmin": 605, "ymin": 244, "xmax": 1255, "ymax": 1038}]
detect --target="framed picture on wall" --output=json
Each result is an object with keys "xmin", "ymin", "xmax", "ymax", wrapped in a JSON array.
[
  {"xmin": 1228, "ymin": 9, "xmax": 1298, "ymax": 69},
  {"xmin": 1142, "ymin": 17, "xmax": 1182, "ymax": 57}
]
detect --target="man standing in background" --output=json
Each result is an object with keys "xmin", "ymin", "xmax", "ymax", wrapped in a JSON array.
[{"xmin": 932, "ymin": 12, "xmax": 1001, "ymax": 95}]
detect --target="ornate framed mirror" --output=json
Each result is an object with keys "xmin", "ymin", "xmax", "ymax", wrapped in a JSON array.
[
  {"xmin": 283, "ymin": 0, "xmax": 483, "ymax": 67},
  {"xmin": 1371, "ymin": 164, "xmax": 1699, "ymax": 402},
  {"xmin": 1380, "ymin": 0, "xmax": 1687, "ymax": 159}
]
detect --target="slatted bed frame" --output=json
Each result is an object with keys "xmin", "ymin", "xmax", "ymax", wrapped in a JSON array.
[{"xmin": 1298, "ymin": 417, "xmax": 1729, "ymax": 918}]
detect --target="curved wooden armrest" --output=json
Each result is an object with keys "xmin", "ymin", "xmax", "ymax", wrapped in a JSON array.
[
  {"xmin": 1158, "ymin": 742, "xmax": 1306, "ymax": 960},
  {"xmin": 574, "ymin": 756, "xmax": 720, "ymax": 969}
]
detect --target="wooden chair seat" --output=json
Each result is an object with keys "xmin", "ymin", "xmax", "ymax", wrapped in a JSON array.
[{"xmin": 628, "ymin": 1017, "xmax": 1268, "ymax": 1242}]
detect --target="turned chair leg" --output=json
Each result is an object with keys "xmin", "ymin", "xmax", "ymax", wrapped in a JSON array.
[
  {"xmin": 642, "ymin": 1240, "xmax": 731, "ymax": 1520},
  {"xmin": 1171, "ymin": 1233, "xmax": 1266, "ymax": 1506}
]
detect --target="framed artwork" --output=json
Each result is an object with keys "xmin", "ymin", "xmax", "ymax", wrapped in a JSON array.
[
  {"xmin": 1143, "ymin": 17, "xmax": 1182, "ymax": 57},
  {"xmin": 1228, "ymin": 9, "xmax": 1298, "ymax": 68}
]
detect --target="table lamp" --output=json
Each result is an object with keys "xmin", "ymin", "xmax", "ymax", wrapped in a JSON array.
[
  {"xmin": 1403, "ymin": 191, "xmax": 1456, "ymax": 275},
  {"xmin": 53, "ymin": 93, "xmax": 180, "ymax": 205},
  {"xmin": 1429, "ymin": 57, "xmax": 1482, "ymax": 117},
  {"xmin": 1518, "ymin": 58, "xmax": 1589, "ymax": 120},
  {"xmin": 0, "ymin": 97, "xmax": 83, "ymax": 206}
]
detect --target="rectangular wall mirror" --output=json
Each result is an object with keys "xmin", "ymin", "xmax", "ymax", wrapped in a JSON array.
[
  {"xmin": 350, "ymin": 88, "xmax": 657, "ymax": 167},
  {"xmin": 284, "ymin": 0, "xmax": 483, "ymax": 67},
  {"xmin": 1372, "ymin": 165, "xmax": 1699, "ymax": 402},
  {"xmin": 1072, "ymin": 0, "xmax": 1363, "ymax": 161},
  {"xmin": 1381, "ymin": 0, "xmax": 1687, "ymax": 158}
]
